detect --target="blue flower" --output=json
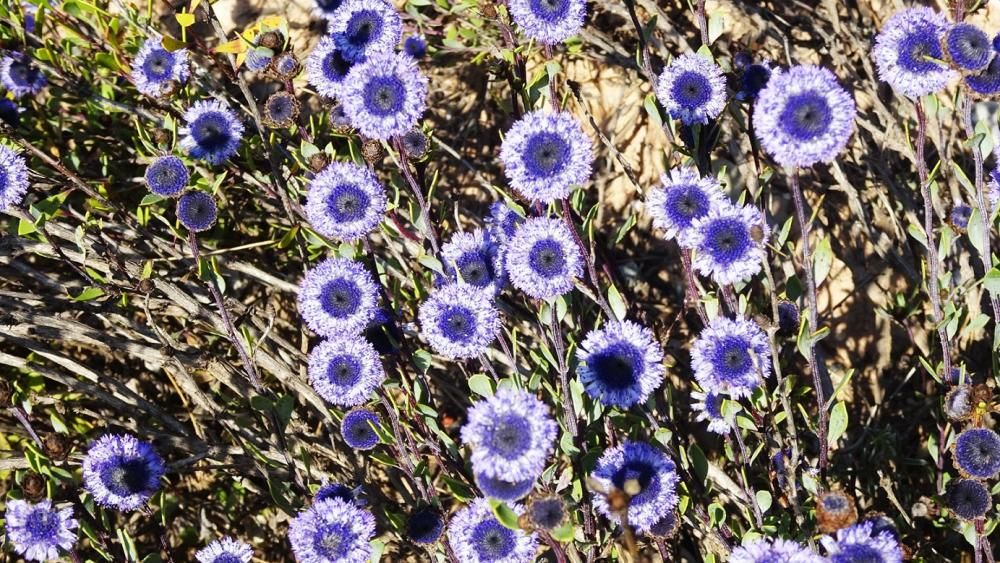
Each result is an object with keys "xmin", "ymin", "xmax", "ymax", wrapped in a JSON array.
[
  {"xmin": 735, "ymin": 61, "xmax": 773, "ymax": 102},
  {"xmin": 966, "ymin": 57, "xmax": 1000, "ymax": 97},
  {"xmin": 590, "ymin": 441, "xmax": 679, "ymax": 533},
  {"xmin": 576, "ymin": 320, "xmax": 664, "ymax": 409},
  {"xmin": 441, "ymin": 229, "xmax": 505, "ymax": 293},
  {"xmin": 341, "ymin": 52, "xmax": 428, "ymax": 140},
  {"xmin": 486, "ymin": 201, "xmax": 524, "ymax": 243},
  {"xmin": 313, "ymin": 0, "xmax": 344, "ymax": 21},
  {"xmin": 298, "ymin": 257, "xmax": 379, "ymax": 337},
  {"xmin": 474, "ymin": 470, "xmax": 535, "ymax": 502},
  {"xmin": 945, "ymin": 479, "xmax": 991, "ymax": 520},
  {"xmin": 403, "ymin": 35, "xmax": 427, "ymax": 59},
  {"xmin": 730, "ymin": 537, "xmax": 823, "ymax": 563},
  {"xmin": 691, "ymin": 390, "xmax": 732, "ymax": 434},
  {"xmin": 4, "ymin": 499, "xmax": 78, "ymax": 562},
  {"xmin": 195, "ymin": 537, "xmax": 253, "ymax": 563},
  {"xmin": 690, "ymin": 201, "xmax": 769, "ymax": 285},
  {"xmin": 645, "ymin": 167, "xmax": 725, "ymax": 247},
  {"xmin": 505, "ymin": 216, "xmax": 583, "ymax": 300},
  {"xmin": 690, "ymin": 316, "xmax": 771, "ymax": 398},
  {"xmin": 262, "ymin": 92, "xmax": 300, "ymax": 128},
  {"xmin": 307, "ymin": 337, "xmax": 385, "ymax": 406},
  {"xmin": 180, "ymin": 100, "xmax": 245, "ymax": 165},
  {"xmin": 305, "ymin": 160, "xmax": 387, "ymax": 242},
  {"xmin": 406, "ymin": 507, "xmax": 444, "ymax": 544},
  {"xmin": 508, "ymin": 0, "xmax": 586, "ymax": 45},
  {"xmin": 417, "ymin": 283, "xmax": 500, "ymax": 359},
  {"xmin": 288, "ymin": 497, "xmax": 375, "ymax": 563},
  {"xmin": 872, "ymin": 8, "xmax": 955, "ymax": 98},
  {"xmin": 526, "ymin": 497, "xmax": 565, "ymax": 530},
  {"xmin": 144, "ymin": 156, "xmax": 189, "ymax": 197},
  {"xmin": 340, "ymin": 408, "xmax": 381, "ymax": 450},
  {"xmin": 753, "ymin": 65, "xmax": 856, "ymax": 169},
  {"xmin": 272, "ymin": 52, "xmax": 301, "ymax": 79},
  {"xmin": 82, "ymin": 433, "xmax": 165, "ymax": 512},
  {"xmin": 315, "ymin": 482, "xmax": 358, "ymax": 504},
  {"xmin": 951, "ymin": 204, "xmax": 972, "ymax": 230},
  {"xmin": 132, "ymin": 38, "xmax": 190, "ymax": 97},
  {"xmin": 0, "ymin": 145, "xmax": 30, "ymax": 212},
  {"xmin": 953, "ymin": 427, "xmax": 1000, "ymax": 479},
  {"xmin": 177, "ymin": 191, "xmax": 218, "ymax": 232},
  {"xmin": 245, "ymin": 46, "xmax": 274, "ymax": 71},
  {"xmin": 461, "ymin": 387, "xmax": 558, "ymax": 482},
  {"xmin": 306, "ymin": 36, "xmax": 355, "ymax": 99},
  {"xmin": 944, "ymin": 23, "xmax": 994, "ymax": 72},
  {"xmin": 0, "ymin": 98, "xmax": 20, "ymax": 127},
  {"xmin": 329, "ymin": 0, "xmax": 402, "ymax": 62},
  {"xmin": 655, "ymin": 53, "xmax": 727, "ymax": 125},
  {"xmin": 499, "ymin": 110, "xmax": 593, "ymax": 203},
  {"xmin": 0, "ymin": 51, "xmax": 45, "ymax": 97},
  {"xmin": 820, "ymin": 521, "xmax": 903, "ymax": 563},
  {"xmin": 446, "ymin": 498, "xmax": 537, "ymax": 563}
]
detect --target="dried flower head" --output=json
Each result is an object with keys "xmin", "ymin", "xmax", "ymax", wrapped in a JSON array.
[
  {"xmin": 945, "ymin": 479, "xmax": 991, "ymax": 520},
  {"xmin": 263, "ymin": 91, "xmax": 300, "ymax": 128},
  {"xmin": 816, "ymin": 490, "xmax": 859, "ymax": 533},
  {"xmin": 407, "ymin": 507, "xmax": 444, "ymax": 544}
]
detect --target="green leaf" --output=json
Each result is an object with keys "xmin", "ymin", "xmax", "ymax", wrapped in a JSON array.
[
  {"xmin": 984, "ymin": 268, "xmax": 1000, "ymax": 295},
  {"xmin": 643, "ymin": 94, "xmax": 662, "ymax": 128},
  {"xmin": 755, "ymin": 490, "xmax": 772, "ymax": 514},
  {"xmin": 468, "ymin": 373, "xmax": 494, "ymax": 397},
  {"xmin": 368, "ymin": 540, "xmax": 385, "ymax": 563},
  {"xmin": 827, "ymin": 401, "xmax": 848, "ymax": 445},
  {"xmin": 550, "ymin": 523, "xmax": 575, "ymax": 542},
  {"xmin": 607, "ymin": 285, "xmax": 627, "ymax": 322},
  {"xmin": 70, "ymin": 287, "xmax": 104, "ymax": 302},
  {"xmin": 813, "ymin": 236, "xmax": 833, "ymax": 285},
  {"xmin": 488, "ymin": 500, "xmax": 521, "ymax": 530}
]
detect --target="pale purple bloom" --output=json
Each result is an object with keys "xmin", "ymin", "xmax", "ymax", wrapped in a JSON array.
[
  {"xmin": 341, "ymin": 52, "xmax": 427, "ymax": 140},
  {"xmin": 461, "ymin": 386, "xmax": 558, "ymax": 481},
  {"xmin": 691, "ymin": 390, "xmax": 733, "ymax": 434},
  {"xmin": 645, "ymin": 167, "xmax": 725, "ymax": 247},
  {"xmin": 447, "ymin": 498, "xmax": 537, "ymax": 563},
  {"xmin": 508, "ymin": 0, "xmax": 586, "ymax": 45},
  {"xmin": 731, "ymin": 537, "xmax": 823, "ymax": 563},
  {"xmin": 418, "ymin": 283, "xmax": 500, "ymax": 359},
  {"xmin": 655, "ymin": 53, "xmax": 727, "ymax": 125},
  {"xmin": 0, "ymin": 145, "xmax": 30, "ymax": 212},
  {"xmin": 690, "ymin": 201, "xmax": 769, "ymax": 285},
  {"xmin": 441, "ymin": 228, "xmax": 505, "ymax": 293},
  {"xmin": 499, "ymin": 110, "xmax": 593, "ymax": 203},
  {"xmin": 576, "ymin": 320, "xmax": 664, "ymax": 408},
  {"xmin": 132, "ymin": 37, "xmax": 190, "ymax": 97},
  {"xmin": 308, "ymin": 337, "xmax": 385, "ymax": 406},
  {"xmin": 0, "ymin": 51, "xmax": 45, "ymax": 97},
  {"xmin": 298, "ymin": 257, "xmax": 378, "ymax": 337},
  {"xmin": 305, "ymin": 160, "xmax": 387, "ymax": 242},
  {"xmin": 328, "ymin": 0, "xmax": 402, "ymax": 62},
  {"xmin": 591, "ymin": 441, "xmax": 679, "ymax": 533},
  {"xmin": 820, "ymin": 521, "xmax": 903, "ymax": 563},
  {"xmin": 288, "ymin": 497, "xmax": 375, "ymax": 563},
  {"xmin": 4, "ymin": 499, "xmax": 77, "ymax": 562},
  {"xmin": 872, "ymin": 7, "xmax": 955, "ymax": 98},
  {"xmin": 690, "ymin": 316, "xmax": 771, "ymax": 398},
  {"xmin": 505, "ymin": 216, "xmax": 583, "ymax": 300},
  {"xmin": 306, "ymin": 36, "xmax": 354, "ymax": 99},
  {"xmin": 82, "ymin": 433, "xmax": 165, "ymax": 512},
  {"xmin": 179, "ymin": 100, "xmax": 245, "ymax": 165},
  {"xmin": 195, "ymin": 537, "xmax": 253, "ymax": 563}
]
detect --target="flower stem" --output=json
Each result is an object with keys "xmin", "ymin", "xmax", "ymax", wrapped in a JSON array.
[
  {"xmin": 549, "ymin": 305, "xmax": 578, "ymax": 437},
  {"xmin": 695, "ymin": 0, "xmax": 709, "ymax": 46},
  {"xmin": 393, "ymin": 136, "xmax": 440, "ymax": 255},
  {"xmin": 560, "ymin": 199, "xmax": 614, "ymax": 319}
]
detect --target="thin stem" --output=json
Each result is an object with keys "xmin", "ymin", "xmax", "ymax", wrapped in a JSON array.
[
  {"xmin": 721, "ymin": 285, "xmax": 739, "ymax": 318},
  {"xmin": 622, "ymin": 0, "xmax": 655, "ymax": 82},
  {"xmin": 393, "ymin": 136, "xmax": 440, "ymax": 255},
  {"xmin": 559, "ymin": 199, "xmax": 614, "ymax": 319},
  {"xmin": 732, "ymin": 429, "xmax": 764, "ymax": 528},
  {"xmin": 10, "ymin": 407, "xmax": 44, "ymax": 449},
  {"xmin": 680, "ymin": 248, "xmax": 709, "ymax": 324},
  {"xmin": 549, "ymin": 305, "xmax": 578, "ymax": 437},
  {"xmin": 695, "ymin": 0, "xmax": 710, "ymax": 46}
]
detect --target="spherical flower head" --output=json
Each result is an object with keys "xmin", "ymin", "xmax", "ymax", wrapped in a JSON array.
[
  {"xmin": 4, "ymin": 499, "xmax": 78, "ymax": 562},
  {"xmin": 0, "ymin": 98, "xmax": 20, "ymax": 127},
  {"xmin": 308, "ymin": 337, "xmax": 384, "ymax": 407},
  {"xmin": 313, "ymin": 0, "xmax": 344, "ymax": 20},
  {"xmin": 950, "ymin": 203, "xmax": 973, "ymax": 231},
  {"xmin": 329, "ymin": 0, "xmax": 402, "ymax": 63},
  {"xmin": 816, "ymin": 490, "xmax": 858, "ymax": 534},
  {"xmin": 417, "ymin": 283, "xmax": 500, "ymax": 359},
  {"xmin": 298, "ymin": 257, "xmax": 378, "ymax": 337},
  {"xmin": 953, "ymin": 427, "xmax": 1000, "ymax": 479},
  {"xmin": 690, "ymin": 201, "xmax": 770, "ymax": 286},
  {"xmin": 341, "ymin": 52, "xmax": 427, "ymax": 140},
  {"xmin": 288, "ymin": 497, "xmax": 375, "ymax": 563},
  {"xmin": 576, "ymin": 320, "xmax": 664, "ymax": 409},
  {"xmin": 177, "ymin": 191, "xmax": 218, "ymax": 232},
  {"xmin": 306, "ymin": 36, "xmax": 354, "ymax": 99},
  {"xmin": 505, "ymin": 216, "xmax": 583, "ymax": 300},
  {"xmin": 487, "ymin": 201, "xmax": 524, "ymax": 242},
  {"xmin": 655, "ymin": 53, "xmax": 727, "ymax": 125},
  {"xmin": 306, "ymin": 160, "xmax": 387, "ymax": 242},
  {"xmin": 946, "ymin": 479, "xmax": 991, "ymax": 520},
  {"xmin": 0, "ymin": 51, "xmax": 46, "ymax": 97},
  {"xmin": 441, "ymin": 229, "xmax": 505, "ymax": 293},
  {"xmin": 407, "ymin": 507, "xmax": 444, "ymax": 544},
  {"xmin": 144, "ymin": 156, "xmax": 188, "ymax": 197},
  {"xmin": 446, "ymin": 498, "xmax": 537, "ymax": 563},
  {"xmin": 271, "ymin": 52, "xmax": 301, "ymax": 80},
  {"xmin": 735, "ymin": 62, "xmax": 773, "ymax": 102},
  {"xmin": 315, "ymin": 482, "xmax": 357, "ymax": 504},
  {"xmin": 263, "ymin": 91, "xmax": 300, "ymax": 128},
  {"xmin": 753, "ymin": 65, "xmax": 855, "ymax": 168},
  {"xmin": 131, "ymin": 38, "xmax": 189, "ymax": 97},
  {"xmin": 691, "ymin": 390, "xmax": 732, "ymax": 434},
  {"xmin": 690, "ymin": 316, "xmax": 771, "ymax": 398},
  {"xmin": 499, "ymin": 110, "xmax": 593, "ymax": 203},
  {"xmin": 508, "ymin": 0, "xmax": 586, "ymax": 45},
  {"xmin": 645, "ymin": 167, "xmax": 725, "ymax": 247},
  {"xmin": 404, "ymin": 35, "xmax": 427, "ymax": 59},
  {"xmin": 591, "ymin": 441, "xmax": 680, "ymax": 533},
  {"xmin": 0, "ymin": 145, "xmax": 30, "ymax": 212},
  {"xmin": 527, "ymin": 497, "xmax": 565, "ymax": 530},
  {"xmin": 777, "ymin": 300, "xmax": 800, "ymax": 336},
  {"xmin": 461, "ymin": 386, "xmax": 558, "ymax": 481},
  {"xmin": 820, "ymin": 521, "xmax": 903, "ymax": 563},
  {"xmin": 180, "ymin": 100, "xmax": 245, "ymax": 165},
  {"xmin": 872, "ymin": 8, "xmax": 955, "ymax": 98},
  {"xmin": 944, "ymin": 385, "xmax": 974, "ymax": 421},
  {"xmin": 647, "ymin": 511, "xmax": 680, "ymax": 539},
  {"xmin": 245, "ymin": 46, "xmax": 274, "ymax": 71},
  {"xmin": 989, "ymin": 168, "xmax": 1000, "ymax": 213},
  {"xmin": 945, "ymin": 23, "xmax": 994, "ymax": 72},
  {"xmin": 400, "ymin": 129, "xmax": 429, "ymax": 157},
  {"xmin": 474, "ymin": 471, "xmax": 535, "ymax": 502},
  {"xmin": 965, "ymin": 57, "xmax": 1000, "ymax": 97},
  {"xmin": 340, "ymin": 408, "xmax": 381, "ymax": 450},
  {"xmin": 195, "ymin": 537, "xmax": 253, "ymax": 563},
  {"xmin": 730, "ymin": 538, "xmax": 823, "ymax": 563},
  {"xmin": 82, "ymin": 433, "xmax": 165, "ymax": 512}
]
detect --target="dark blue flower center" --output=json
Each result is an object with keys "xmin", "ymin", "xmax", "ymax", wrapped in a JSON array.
[
  {"xmin": 948, "ymin": 481, "xmax": 989, "ymax": 519},
  {"xmin": 320, "ymin": 278, "xmax": 362, "ymax": 318},
  {"xmin": 345, "ymin": 11, "xmax": 384, "ymax": 48},
  {"xmin": 191, "ymin": 112, "xmax": 233, "ymax": 151},
  {"xmin": 612, "ymin": 460, "xmax": 656, "ymax": 501},
  {"xmin": 103, "ymin": 457, "xmax": 150, "ymax": 496},
  {"xmin": 24, "ymin": 508, "xmax": 60, "ymax": 541},
  {"xmin": 362, "ymin": 75, "xmax": 405, "ymax": 116},
  {"xmin": 456, "ymin": 251, "xmax": 493, "ymax": 287},
  {"xmin": 704, "ymin": 393, "xmax": 723, "ymax": 418},
  {"xmin": 897, "ymin": 26, "xmax": 945, "ymax": 73},
  {"xmin": 323, "ymin": 50, "xmax": 352, "ymax": 82},
  {"xmin": 528, "ymin": 0, "xmax": 570, "ymax": 22},
  {"xmin": 6, "ymin": 59, "xmax": 40, "ymax": 88},
  {"xmin": 326, "ymin": 354, "xmax": 362, "ymax": 386},
  {"xmin": 739, "ymin": 64, "xmax": 771, "ymax": 99},
  {"xmin": 967, "ymin": 58, "xmax": 1000, "ymax": 95},
  {"xmin": 148, "ymin": 159, "xmax": 186, "ymax": 194},
  {"xmin": 590, "ymin": 341, "xmax": 641, "ymax": 390},
  {"xmin": 345, "ymin": 414, "xmax": 377, "ymax": 446},
  {"xmin": 523, "ymin": 131, "xmax": 570, "ymax": 178},
  {"xmin": 142, "ymin": 49, "xmax": 175, "ymax": 81},
  {"xmin": 407, "ymin": 509, "xmax": 443, "ymax": 543},
  {"xmin": 528, "ymin": 239, "xmax": 566, "ymax": 278},
  {"xmin": 530, "ymin": 498, "xmax": 564, "ymax": 529},
  {"xmin": 471, "ymin": 520, "xmax": 516, "ymax": 560},
  {"xmin": 266, "ymin": 94, "xmax": 296, "ymax": 122},
  {"xmin": 313, "ymin": 523, "xmax": 354, "ymax": 559},
  {"xmin": 778, "ymin": 92, "xmax": 832, "ymax": 141},
  {"xmin": 179, "ymin": 193, "xmax": 216, "ymax": 230},
  {"xmin": 671, "ymin": 71, "xmax": 712, "ymax": 109},
  {"xmin": 213, "ymin": 555, "xmax": 243, "ymax": 563},
  {"xmin": 326, "ymin": 184, "xmax": 370, "ymax": 222},
  {"xmin": 0, "ymin": 167, "xmax": 8, "ymax": 193},
  {"xmin": 711, "ymin": 335, "xmax": 752, "ymax": 376},
  {"xmin": 477, "ymin": 474, "xmax": 533, "ymax": 501},
  {"xmin": 947, "ymin": 24, "xmax": 991, "ymax": 70},
  {"xmin": 437, "ymin": 305, "xmax": 476, "ymax": 342},
  {"xmin": 956, "ymin": 430, "xmax": 1000, "ymax": 477},
  {"xmin": 831, "ymin": 544, "xmax": 884, "ymax": 563},
  {"xmin": 664, "ymin": 184, "xmax": 711, "ymax": 226},
  {"xmin": 486, "ymin": 413, "xmax": 532, "ymax": 459},
  {"xmin": 702, "ymin": 217, "xmax": 751, "ymax": 264},
  {"xmin": 316, "ymin": 483, "xmax": 354, "ymax": 503}
]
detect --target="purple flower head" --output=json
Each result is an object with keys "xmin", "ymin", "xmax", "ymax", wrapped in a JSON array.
[
  {"xmin": 144, "ymin": 156, "xmax": 188, "ymax": 198},
  {"xmin": 308, "ymin": 337, "xmax": 384, "ymax": 407},
  {"xmin": 989, "ymin": 167, "xmax": 1000, "ymax": 213},
  {"xmin": 591, "ymin": 441, "xmax": 679, "ymax": 533},
  {"xmin": 0, "ymin": 51, "xmax": 45, "ymax": 97},
  {"xmin": 447, "ymin": 498, "xmax": 537, "ymax": 563},
  {"xmin": 404, "ymin": 35, "xmax": 427, "ymax": 59},
  {"xmin": 730, "ymin": 538, "xmax": 823, "ymax": 563},
  {"xmin": 966, "ymin": 57, "xmax": 1000, "ymax": 97},
  {"xmin": 690, "ymin": 201, "xmax": 769, "ymax": 285},
  {"xmin": 945, "ymin": 479, "xmax": 991, "ymax": 520},
  {"xmin": 945, "ymin": 23, "xmax": 994, "ymax": 72},
  {"xmin": 82, "ymin": 433, "xmax": 165, "ymax": 512},
  {"xmin": 342, "ymin": 51, "xmax": 427, "ymax": 140},
  {"xmin": 195, "ymin": 537, "xmax": 253, "ymax": 563},
  {"xmin": 245, "ymin": 46, "xmax": 274, "ymax": 71},
  {"xmin": 329, "ymin": 0, "xmax": 401, "ymax": 63},
  {"xmin": 418, "ymin": 283, "xmax": 500, "ymax": 359},
  {"xmin": 487, "ymin": 201, "xmax": 525, "ymax": 242},
  {"xmin": 527, "ymin": 497, "xmax": 565, "ymax": 530},
  {"xmin": 180, "ymin": 100, "xmax": 245, "ymax": 165},
  {"xmin": 400, "ymin": 129, "xmax": 429, "ymax": 157},
  {"xmin": 272, "ymin": 52, "xmax": 301, "ymax": 79},
  {"xmin": 735, "ymin": 61, "xmax": 773, "ymax": 102},
  {"xmin": 505, "ymin": 216, "xmax": 583, "ymax": 300},
  {"xmin": 872, "ymin": 8, "xmax": 955, "ymax": 98},
  {"xmin": 753, "ymin": 65, "xmax": 855, "ymax": 168},
  {"xmin": 647, "ymin": 511, "xmax": 680, "ymax": 539},
  {"xmin": 994, "ymin": 33, "xmax": 1000, "ymax": 54},
  {"xmin": 298, "ymin": 257, "xmax": 378, "ymax": 337},
  {"xmin": 4, "ymin": 499, "xmax": 78, "ymax": 562},
  {"xmin": 288, "ymin": 497, "xmax": 375, "ymax": 563},
  {"xmin": 306, "ymin": 160, "xmax": 387, "ymax": 242},
  {"xmin": 263, "ymin": 92, "xmax": 300, "ymax": 128},
  {"xmin": 508, "ymin": 0, "xmax": 586, "ymax": 45},
  {"xmin": 177, "ymin": 191, "xmax": 218, "ymax": 232},
  {"xmin": 499, "ymin": 110, "xmax": 593, "ymax": 203},
  {"xmin": 306, "ymin": 36, "xmax": 355, "ymax": 99},
  {"xmin": 655, "ymin": 53, "xmax": 727, "ymax": 125},
  {"xmin": 313, "ymin": 0, "xmax": 344, "ymax": 20},
  {"xmin": 441, "ymin": 229, "xmax": 505, "ymax": 294},
  {"xmin": 316, "ymin": 482, "xmax": 358, "ymax": 504},
  {"xmin": 692, "ymin": 390, "xmax": 733, "ymax": 434},
  {"xmin": 0, "ymin": 98, "xmax": 20, "ymax": 127},
  {"xmin": 341, "ymin": 408, "xmax": 381, "ymax": 450},
  {"xmin": 461, "ymin": 386, "xmax": 558, "ymax": 482},
  {"xmin": 21, "ymin": 2, "xmax": 36, "ymax": 34},
  {"xmin": 576, "ymin": 320, "xmax": 664, "ymax": 409},
  {"xmin": 951, "ymin": 204, "xmax": 973, "ymax": 230},
  {"xmin": 953, "ymin": 427, "xmax": 1000, "ymax": 479},
  {"xmin": 820, "ymin": 521, "xmax": 903, "ymax": 563},
  {"xmin": 474, "ymin": 470, "xmax": 535, "ymax": 502},
  {"xmin": 0, "ymin": 145, "xmax": 30, "ymax": 212},
  {"xmin": 132, "ymin": 38, "xmax": 189, "ymax": 97},
  {"xmin": 407, "ymin": 507, "xmax": 444, "ymax": 544},
  {"xmin": 690, "ymin": 316, "xmax": 771, "ymax": 398},
  {"xmin": 645, "ymin": 167, "xmax": 725, "ymax": 247},
  {"xmin": 777, "ymin": 300, "xmax": 800, "ymax": 336}
]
